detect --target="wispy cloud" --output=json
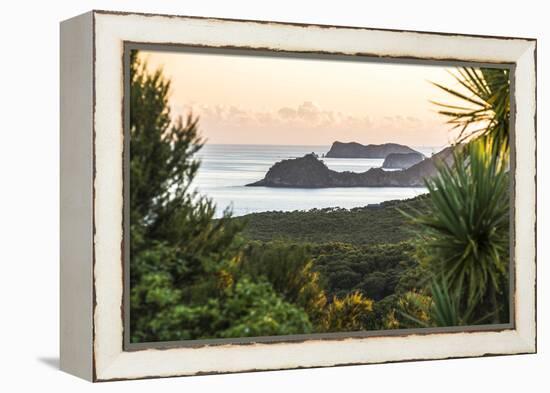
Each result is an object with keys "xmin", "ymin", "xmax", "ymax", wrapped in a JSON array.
[
  {"xmin": 171, "ymin": 101, "xmax": 449, "ymax": 145},
  {"xmin": 175, "ymin": 101, "xmax": 374, "ymax": 129}
]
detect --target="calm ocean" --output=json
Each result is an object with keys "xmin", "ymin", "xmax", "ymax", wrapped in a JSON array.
[{"xmin": 194, "ymin": 144, "xmax": 439, "ymax": 218}]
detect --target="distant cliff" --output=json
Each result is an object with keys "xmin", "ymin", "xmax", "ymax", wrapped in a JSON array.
[
  {"xmin": 325, "ymin": 141, "xmax": 421, "ymax": 158},
  {"xmin": 382, "ymin": 152, "xmax": 425, "ymax": 169},
  {"xmin": 247, "ymin": 148, "xmax": 454, "ymax": 188}
]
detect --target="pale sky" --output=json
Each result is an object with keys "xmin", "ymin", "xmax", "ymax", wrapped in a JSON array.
[{"xmin": 138, "ymin": 49, "xmax": 472, "ymax": 147}]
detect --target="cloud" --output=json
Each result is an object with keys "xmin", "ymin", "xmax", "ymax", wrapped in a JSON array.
[
  {"xmin": 172, "ymin": 100, "xmax": 431, "ymax": 144},
  {"xmin": 255, "ymin": 112, "xmax": 274, "ymax": 124},
  {"xmin": 406, "ymin": 115, "xmax": 421, "ymax": 124},
  {"xmin": 278, "ymin": 107, "xmax": 297, "ymax": 120},
  {"xmin": 296, "ymin": 101, "xmax": 321, "ymax": 122}
]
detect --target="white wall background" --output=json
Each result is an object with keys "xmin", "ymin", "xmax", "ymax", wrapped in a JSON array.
[{"xmin": 0, "ymin": 0, "xmax": 546, "ymax": 391}]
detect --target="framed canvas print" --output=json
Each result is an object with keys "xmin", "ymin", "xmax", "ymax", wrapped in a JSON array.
[{"xmin": 60, "ymin": 10, "xmax": 537, "ymax": 382}]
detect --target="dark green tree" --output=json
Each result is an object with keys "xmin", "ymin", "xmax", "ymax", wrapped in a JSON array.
[
  {"xmin": 235, "ymin": 241, "xmax": 328, "ymax": 323},
  {"xmin": 129, "ymin": 51, "xmax": 315, "ymax": 342},
  {"xmin": 129, "ymin": 50, "xmax": 244, "ymax": 342}
]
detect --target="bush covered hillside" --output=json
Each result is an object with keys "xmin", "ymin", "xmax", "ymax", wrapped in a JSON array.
[
  {"xmin": 235, "ymin": 196, "xmax": 430, "ymax": 246},
  {"xmin": 231, "ymin": 200, "xmax": 432, "ymax": 332}
]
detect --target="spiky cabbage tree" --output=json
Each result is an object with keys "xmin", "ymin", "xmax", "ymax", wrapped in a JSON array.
[
  {"xmin": 432, "ymin": 67, "xmax": 510, "ymax": 153},
  {"xmin": 397, "ymin": 279, "xmax": 495, "ymax": 329},
  {"xmin": 411, "ymin": 139, "xmax": 509, "ymax": 323},
  {"xmin": 402, "ymin": 67, "xmax": 512, "ymax": 327}
]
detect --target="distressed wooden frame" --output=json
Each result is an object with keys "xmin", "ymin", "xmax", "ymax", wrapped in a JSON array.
[{"xmin": 60, "ymin": 10, "xmax": 537, "ymax": 382}]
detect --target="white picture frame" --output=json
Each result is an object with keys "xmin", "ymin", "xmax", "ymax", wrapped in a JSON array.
[{"xmin": 60, "ymin": 10, "xmax": 537, "ymax": 381}]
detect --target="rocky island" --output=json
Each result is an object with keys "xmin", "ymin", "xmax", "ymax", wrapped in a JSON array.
[
  {"xmin": 382, "ymin": 152, "xmax": 425, "ymax": 169},
  {"xmin": 247, "ymin": 147, "xmax": 454, "ymax": 188},
  {"xmin": 325, "ymin": 141, "xmax": 422, "ymax": 158}
]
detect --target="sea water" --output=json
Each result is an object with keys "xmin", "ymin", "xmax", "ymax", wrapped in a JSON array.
[{"xmin": 193, "ymin": 144, "xmax": 438, "ymax": 218}]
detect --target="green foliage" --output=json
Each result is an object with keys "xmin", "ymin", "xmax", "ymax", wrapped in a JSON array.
[
  {"xmin": 312, "ymin": 242, "xmax": 421, "ymax": 301},
  {"xmin": 219, "ymin": 278, "xmax": 313, "ymax": 338},
  {"xmin": 410, "ymin": 140, "xmax": 509, "ymax": 319},
  {"xmin": 231, "ymin": 240, "xmax": 382, "ymax": 333},
  {"xmin": 235, "ymin": 241, "xmax": 328, "ymax": 324},
  {"xmin": 432, "ymin": 67, "xmax": 510, "ymax": 152},
  {"xmin": 129, "ymin": 50, "xmax": 243, "ymax": 279},
  {"xmin": 308, "ymin": 241, "xmax": 422, "ymax": 331},
  {"xmin": 370, "ymin": 295, "xmax": 401, "ymax": 330},
  {"xmin": 131, "ymin": 266, "xmax": 217, "ymax": 342},
  {"xmin": 427, "ymin": 280, "xmax": 466, "ymax": 327},
  {"xmin": 320, "ymin": 292, "xmax": 374, "ymax": 332},
  {"xmin": 388, "ymin": 66, "xmax": 513, "ymax": 330},
  {"xmin": 130, "ymin": 51, "xmax": 316, "ymax": 342},
  {"xmin": 230, "ymin": 197, "xmax": 431, "ymax": 334},
  {"xmin": 236, "ymin": 196, "xmax": 430, "ymax": 246},
  {"xmin": 131, "ymin": 271, "xmax": 312, "ymax": 341},
  {"xmin": 395, "ymin": 279, "xmax": 496, "ymax": 329},
  {"xmin": 129, "ymin": 50, "xmax": 374, "ymax": 342},
  {"xmin": 231, "ymin": 240, "xmax": 424, "ymax": 332},
  {"xmin": 393, "ymin": 291, "xmax": 433, "ymax": 328}
]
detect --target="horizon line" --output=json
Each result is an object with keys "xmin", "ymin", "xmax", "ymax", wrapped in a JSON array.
[{"xmin": 200, "ymin": 142, "xmax": 446, "ymax": 148}]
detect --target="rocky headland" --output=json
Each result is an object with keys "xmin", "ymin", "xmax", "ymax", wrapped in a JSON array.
[
  {"xmin": 247, "ymin": 147, "xmax": 454, "ymax": 188},
  {"xmin": 382, "ymin": 152, "xmax": 425, "ymax": 169},
  {"xmin": 325, "ymin": 141, "xmax": 422, "ymax": 158}
]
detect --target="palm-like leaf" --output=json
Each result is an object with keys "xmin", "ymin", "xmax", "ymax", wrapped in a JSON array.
[
  {"xmin": 398, "ymin": 279, "xmax": 493, "ymax": 328},
  {"xmin": 411, "ymin": 139, "xmax": 509, "ymax": 309},
  {"xmin": 432, "ymin": 67, "xmax": 510, "ymax": 152}
]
